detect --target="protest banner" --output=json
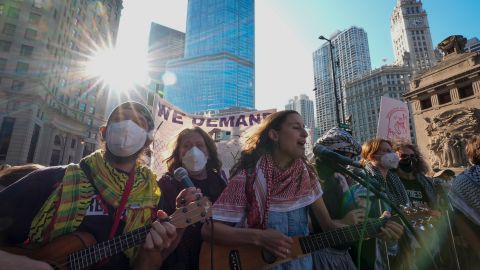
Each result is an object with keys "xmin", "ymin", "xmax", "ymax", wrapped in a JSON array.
[
  {"xmin": 150, "ymin": 98, "xmax": 276, "ymax": 178},
  {"xmin": 376, "ymin": 96, "xmax": 411, "ymax": 141}
]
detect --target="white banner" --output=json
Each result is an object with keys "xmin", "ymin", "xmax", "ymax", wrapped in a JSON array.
[
  {"xmin": 376, "ymin": 96, "xmax": 410, "ymax": 142},
  {"xmin": 150, "ymin": 98, "xmax": 276, "ymax": 178}
]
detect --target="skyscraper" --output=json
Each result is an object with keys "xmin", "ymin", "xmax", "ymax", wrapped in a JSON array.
[
  {"xmin": 344, "ymin": 65, "xmax": 415, "ymax": 144},
  {"xmin": 285, "ymin": 94, "xmax": 315, "ymax": 129},
  {"xmin": 391, "ymin": 0, "xmax": 436, "ymax": 72},
  {"xmin": 0, "ymin": 0, "xmax": 123, "ymax": 165},
  {"xmin": 313, "ymin": 26, "xmax": 371, "ymax": 137},
  {"xmin": 164, "ymin": 0, "xmax": 255, "ymax": 114},
  {"xmin": 465, "ymin": 37, "xmax": 480, "ymax": 53},
  {"xmin": 147, "ymin": 23, "xmax": 185, "ymax": 103}
]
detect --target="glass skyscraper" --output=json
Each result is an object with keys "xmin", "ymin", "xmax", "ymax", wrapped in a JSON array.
[{"xmin": 164, "ymin": 0, "xmax": 255, "ymax": 113}]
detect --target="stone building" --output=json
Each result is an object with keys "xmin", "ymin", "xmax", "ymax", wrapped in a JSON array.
[
  {"xmin": 0, "ymin": 0, "xmax": 123, "ymax": 166},
  {"xmin": 404, "ymin": 35, "xmax": 480, "ymax": 170}
]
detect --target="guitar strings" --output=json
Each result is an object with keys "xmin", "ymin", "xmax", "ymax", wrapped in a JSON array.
[{"xmin": 50, "ymin": 209, "xmax": 209, "ymax": 269}]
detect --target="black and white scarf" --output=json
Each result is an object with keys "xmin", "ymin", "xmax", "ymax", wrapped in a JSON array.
[
  {"xmin": 364, "ymin": 163, "xmax": 411, "ymax": 207},
  {"xmin": 449, "ymin": 165, "xmax": 480, "ymax": 225}
]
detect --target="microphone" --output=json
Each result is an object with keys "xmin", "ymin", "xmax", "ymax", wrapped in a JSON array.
[
  {"xmin": 173, "ymin": 167, "xmax": 195, "ymax": 188},
  {"xmin": 313, "ymin": 144, "xmax": 362, "ymax": 168},
  {"xmin": 347, "ymin": 166, "xmax": 383, "ymax": 191}
]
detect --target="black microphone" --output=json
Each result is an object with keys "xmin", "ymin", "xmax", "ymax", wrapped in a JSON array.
[
  {"xmin": 173, "ymin": 167, "xmax": 195, "ymax": 188},
  {"xmin": 313, "ymin": 144, "xmax": 362, "ymax": 168},
  {"xmin": 347, "ymin": 166, "xmax": 383, "ymax": 191}
]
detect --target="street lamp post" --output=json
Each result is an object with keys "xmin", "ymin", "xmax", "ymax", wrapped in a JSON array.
[{"xmin": 319, "ymin": 35, "xmax": 341, "ymax": 127}]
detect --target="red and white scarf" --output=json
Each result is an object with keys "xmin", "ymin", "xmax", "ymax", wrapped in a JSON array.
[{"xmin": 212, "ymin": 154, "xmax": 323, "ymax": 228}]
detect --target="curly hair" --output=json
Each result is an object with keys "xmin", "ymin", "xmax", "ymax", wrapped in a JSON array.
[
  {"xmin": 466, "ymin": 135, "xmax": 480, "ymax": 165},
  {"xmin": 230, "ymin": 110, "xmax": 316, "ymax": 178},
  {"xmin": 164, "ymin": 127, "xmax": 222, "ymax": 173},
  {"xmin": 393, "ymin": 141, "xmax": 430, "ymax": 174}
]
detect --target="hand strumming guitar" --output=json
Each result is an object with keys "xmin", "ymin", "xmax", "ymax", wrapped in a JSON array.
[{"xmin": 255, "ymin": 229, "xmax": 294, "ymax": 259}]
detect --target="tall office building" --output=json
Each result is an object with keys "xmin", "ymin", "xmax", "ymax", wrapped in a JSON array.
[
  {"xmin": 313, "ymin": 26, "xmax": 371, "ymax": 137},
  {"xmin": 465, "ymin": 37, "xmax": 480, "ymax": 53},
  {"xmin": 344, "ymin": 65, "xmax": 415, "ymax": 144},
  {"xmin": 285, "ymin": 94, "xmax": 315, "ymax": 129},
  {"xmin": 391, "ymin": 0, "xmax": 436, "ymax": 72},
  {"xmin": 146, "ymin": 23, "xmax": 185, "ymax": 104},
  {"xmin": 164, "ymin": 0, "xmax": 255, "ymax": 114},
  {"xmin": 0, "ymin": 0, "xmax": 123, "ymax": 165}
]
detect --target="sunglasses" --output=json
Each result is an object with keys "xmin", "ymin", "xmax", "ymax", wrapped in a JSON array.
[{"xmin": 400, "ymin": 154, "xmax": 416, "ymax": 159}]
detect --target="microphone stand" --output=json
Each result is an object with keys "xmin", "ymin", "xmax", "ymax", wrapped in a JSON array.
[{"xmin": 330, "ymin": 162, "xmax": 439, "ymax": 270}]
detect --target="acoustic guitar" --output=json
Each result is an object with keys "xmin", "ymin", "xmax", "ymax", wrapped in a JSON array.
[
  {"xmin": 2, "ymin": 197, "xmax": 211, "ymax": 270},
  {"xmin": 199, "ymin": 207, "xmax": 432, "ymax": 270}
]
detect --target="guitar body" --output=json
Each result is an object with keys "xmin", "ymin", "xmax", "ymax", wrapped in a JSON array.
[
  {"xmin": 199, "ymin": 238, "xmax": 306, "ymax": 270},
  {"xmin": 2, "ymin": 232, "xmax": 96, "ymax": 270}
]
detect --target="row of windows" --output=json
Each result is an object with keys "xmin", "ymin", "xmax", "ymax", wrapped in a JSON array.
[
  {"xmin": 2, "ymin": 23, "xmax": 37, "ymax": 39},
  {"xmin": 419, "ymin": 84, "xmax": 475, "ymax": 110},
  {"xmin": 0, "ymin": 40, "xmax": 34, "ymax": 56}
]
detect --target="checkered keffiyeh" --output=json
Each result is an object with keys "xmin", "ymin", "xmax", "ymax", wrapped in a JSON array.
[{"xmin": 317, "ymin": 127, "xmax": 361, "ymax": 156}]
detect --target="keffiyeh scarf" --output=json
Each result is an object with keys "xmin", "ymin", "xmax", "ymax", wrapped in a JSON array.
[
  {"xmin": 213, "ymin": 154, "xmax": 323, "ymax": 229},
  {"xmin": 364, "ymin": 163, "xmax": 411, "ymax": 207},
  {"xmin": 449, "ymin": 165, "xmax": 480, "ymax": 225}
]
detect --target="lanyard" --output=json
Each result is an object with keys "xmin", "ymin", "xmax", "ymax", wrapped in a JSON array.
[{"xmin": 108, "ymin": 169, "xmax": 136, "ymax": 239}]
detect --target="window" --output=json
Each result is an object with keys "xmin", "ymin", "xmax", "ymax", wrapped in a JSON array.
[
  {"xmin": 438, "ymin": 91, "xmax": 451, "ymax": 104},
  {"xmin": 20, "ymin": 45, "xmax": 34, "ymax": 57},
  {"xmin": 11, "ymin": 80, "xmax": 25, "ymax": 91},
  {"xmin": 458, "ymin": 84, "xmax": 474, "ymax": 99},
  {"xmin": 0, "ymin": 5, "xmax": 4, "ymax": 16},
  {"xmin": 25, "ymin": 28, "xmax": 37, "ymax": 40},
  {"xmin": 6, "ymin": 7, "xmax": 19, "ymax": 19},
  {"xmin": 0, "ymin": 58, "xmax": 7, "ymax": 71},
  {"xmin": 53, "ymin": 135, "xmax": 62, "ymax": 145},
  {"xmin": 0, "ymin": 117, "xmax": 15, "ymax": 161},
  {"xmin": 420, "ymin": 97, "xmax": 432, "ymax": 110},
  {"xmin": 79, "ymin": 103, "xmax": 86, "ymax": 112},
  {"xmin": 33, "ymin": 0, "xmax": 43, "ymax": 9},
  {"xmin": 70, "ymin": 139, "xmax": 76, "ymax": 149},
  {"xmin": 29, "ymin": 12, "xmax": 41, "ymax": 24},
  {"xmin": 2, "ymin": 23, "xmax": 16, "ymax": 36},
  {"xmin": 89, "ymin": 106, "xmax": 95, "ymax": 114},
  {"xmin": 15, "ymin": 61, "xmax": 29, "ymax": 74},
  {"xmin": 0, "ymin": 40, "xmax": 11, "ymax": 51},
  {"xmin": 49, "ymin": 149, "xmax": 61, "ymax": 165},
  {"xmin": 27, "ymin": 124, "xmax": 41, "ymax": 162}
]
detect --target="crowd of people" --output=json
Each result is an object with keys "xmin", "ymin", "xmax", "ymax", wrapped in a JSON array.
[{"xmin": 0, "ymin": 102, "xmax": 478, "ymax": 270}]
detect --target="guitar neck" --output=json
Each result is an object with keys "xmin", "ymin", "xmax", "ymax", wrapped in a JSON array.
[
  {"xmin": 69, "ymin": 225, "xmax": 151, "ymax": 269},
  {"xmin": 299, "ymin": 219, "xmax": 386, "ymax": 254}
]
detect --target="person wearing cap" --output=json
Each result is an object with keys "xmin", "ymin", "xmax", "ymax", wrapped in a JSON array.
[
  {"xmin": 314, "ymin": 128, "xmax": 403, "ymax": 270},
  {"xmin": 0, "ymin": 101, "xmax": 202, "ymax": 270}
]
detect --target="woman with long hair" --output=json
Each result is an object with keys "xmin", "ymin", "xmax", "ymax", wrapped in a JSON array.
[
  {"xmin": 158, "ymin": 127, "xmax": 226, "ymax": 270},
  {"xmin": 202, "ymin": 110, "xmax": 347, "ymax": 269}
]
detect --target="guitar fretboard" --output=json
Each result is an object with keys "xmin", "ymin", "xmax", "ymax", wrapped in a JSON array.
[
  {"xmin": 68, "ymin": 225, "xmax": 151, "ymax": 270},
  {"xmin": 299, "ymin": 219, "xmax": 386, "ymax": 254}
]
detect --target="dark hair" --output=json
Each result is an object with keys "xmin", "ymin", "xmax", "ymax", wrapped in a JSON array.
[
  {"xmin": 393, "ymin": 141, "xmax": 430, "ymax": 174},
  {"xmin": 164, "ymin": 127, "xmax": 222, "ymax": 173},
  {"xmin": 230, "ymin": 110, "xmax": 316, "ymax": 178},
  {"xmin": 466, "ymin": 135, "xmax": 480, "ymax": 165},
  {"xmin": 0, "ymin": 164, "xmax": 45, "ymax": 188},
  {"xmin": 360, "ymin": 138, "xmax": 392, "ymax": 166}
]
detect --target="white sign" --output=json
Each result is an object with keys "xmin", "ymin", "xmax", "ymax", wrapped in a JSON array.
[{"xmin": 376, "ymin": 96, "xmax": 410, "ymax": 141}]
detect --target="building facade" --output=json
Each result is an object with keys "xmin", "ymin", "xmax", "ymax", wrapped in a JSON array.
[
  {"xmin": 164, "ymin": 0, "xmax": 255, "ymax": 114},
  {"xmin": 147, "ymin": 23, "xmax": 185, "ymax": 102},
  {"xmin": 404, "ymin": 36, "xmax": 480, "ymax": 171},
  {"xmin": 313, "ymin": 26, "xmax": 371, "ymax": 137},
  {"xmin": 344, "ymin": 65, "xmax": 415, "ymax": 144},
  {"xmin": 285, "ymin": 94, "xmax": 315, "ymax": 129},
  {"xmin": 391, "ymin": 0, "xmax": 436, "ymax": 72},
  {"xmin": 465, "ymin": 37, "xmax": 480, "ymax": 53},
  {"xmin": 0, "ymin": 0, "xmax": 123, "ymax": 166}
]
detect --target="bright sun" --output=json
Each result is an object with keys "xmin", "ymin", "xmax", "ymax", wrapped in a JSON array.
[{"xmin": 85, "ymin": 47, "xmax": 150, "ymax": 92}]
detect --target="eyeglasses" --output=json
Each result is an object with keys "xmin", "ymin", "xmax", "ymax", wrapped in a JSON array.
[{"xmin": 400, "ymin": 154, "xmax": 416, "ymax": 159}]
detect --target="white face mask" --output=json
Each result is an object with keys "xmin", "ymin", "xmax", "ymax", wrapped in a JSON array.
[
  {"xmin": 182, "ymin": 146, "xmax": 208, "ymax": 172},
  {"xmin": 380, "ymin": 152, "xmax": 400, "ymax": 169},
  {"xmin": 106, "ymin": 120, "xmax": 147, "ymax": 157}
]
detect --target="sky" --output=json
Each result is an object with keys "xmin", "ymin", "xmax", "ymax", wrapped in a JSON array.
[{"xmin": 116, "ymin": 0, "xmax": 480, "ymax": 111}]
